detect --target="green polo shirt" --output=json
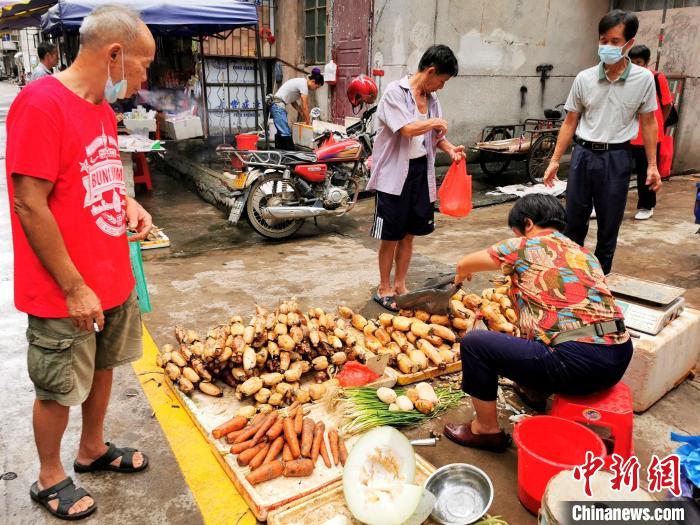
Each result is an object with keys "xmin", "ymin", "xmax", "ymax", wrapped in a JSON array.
[{"xmin": 564, "ymin": 60, "xmax": 657, "ymax": 144}]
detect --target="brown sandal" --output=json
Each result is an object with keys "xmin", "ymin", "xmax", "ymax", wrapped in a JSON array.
[{"xmin": 443, "ymin": 421, "xmax": 510, "ymax": 453}]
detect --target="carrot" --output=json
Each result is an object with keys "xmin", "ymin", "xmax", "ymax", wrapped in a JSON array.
[
  {"xmin": 237, "ymin": 442, "xmax": 267, "ymax": 466},
  {"xmin": 300, "ymin": 418, "xmax": 315, "ymax": 457},
  {"xmin": 249, "ymin": 443, "xmax": 271, "ymax": 470},
  {"xmin": 339, "ymin": 437, "xmax": 348, "ymax": 466},
  {"xmin": 319, "ymin": 431, "xmax": 332, "ymax": 468},
  {"xmin": 233, "ymin": 421, "xmax": 262, "ymax": 444},
  {"xmin": 263, "ymin": 436, "xmax": 284, "ymax": 466},
  {"xmin": 294, "ymin": 405, "xmax": 304, "ymax": 434},
  {"xmin": 283, "ymin": 458, "xmax": 314, "ymax": 477},
  {"xmin": 212, "ymin": 415, "xmax": 247, "ymax": 439},
  {"xmin": 251, "ymin": 413, "xmax": 266, "ymax": 426},
  {"xmin": 311, "ymin": 421, "xmax": 325, "ymax": 465},
  {"xmin": 246, "ymin": 460, "xmax": 284, "ymax": 485},
  {"xmin": 285, "ymin": 401, "xmax": 300, "ymax": 416},
  {"xmin": 282, "ymin": 443, "xmax": 293, "ymax": 462},
  {"xmin": 328, "ymin": 428, "xmax": 340, "ymax": 466},
  {"xmin": 283, "ymin": 416, "xmax": 301, "ymax": 458},
  {"xmin": 225, "ymin": 429, "xmax": 246, "ymax": 444},
  {"xmin": 229, "ymin": 439, "xmax": 255, "ymax": 454},
  {"xmin": 250, "ymin": 412, "xmax": 278, "ymax": 447},
  {"xmin": 266, "ymin": 418, "xmax": 285, "ymax": 441}
]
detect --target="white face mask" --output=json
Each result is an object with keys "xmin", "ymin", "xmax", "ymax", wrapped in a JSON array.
[
  {"xmin": 598, "ymin": 41, "xmax": 629, "ymax": 65},
  {"xmin": 104, "ymin": 50, "xmax": 127, "ymax": 103}
]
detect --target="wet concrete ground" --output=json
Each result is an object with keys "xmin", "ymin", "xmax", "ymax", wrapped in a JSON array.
[
  {"xmin": 139, "ymin": 163, "xmax": 699, "ymax": 525},
  {"xmin": 2, "ymin": 76, "xmax": 699, "ymax": 524}
]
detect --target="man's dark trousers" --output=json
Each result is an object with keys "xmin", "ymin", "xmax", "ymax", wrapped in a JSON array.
[
  {"xmin": 632, "ymin": 144, "xmax": 658, "ymax": 210},
  {"xmin": 564, "ymin": 145, "xmax": 632, "ymax": 274}
]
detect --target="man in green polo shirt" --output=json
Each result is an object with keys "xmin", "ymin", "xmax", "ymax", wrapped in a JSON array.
[{"xmin": 544, "ymin": 9, "xmax": 661, "ymax": 274}]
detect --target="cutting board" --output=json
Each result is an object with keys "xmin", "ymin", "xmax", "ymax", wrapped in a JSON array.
[
  {"xmin": 390, "ymin": 360, "xmax": 463, "ymax": 385},
  {"xmin": 267, "ymin": 455, "xmax": 438, "ymax": 525}
]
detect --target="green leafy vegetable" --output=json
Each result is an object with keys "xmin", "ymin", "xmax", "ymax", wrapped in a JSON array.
[{"xmin": 338, "ymin": 386, "xmax": 465, "ymax": 435}]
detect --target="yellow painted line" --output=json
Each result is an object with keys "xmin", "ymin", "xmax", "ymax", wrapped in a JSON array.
[{"xmin": 132, "ymin": 326, "xmax": 256, "ymax": 525}]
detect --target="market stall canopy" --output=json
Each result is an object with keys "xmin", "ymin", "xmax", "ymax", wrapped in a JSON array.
[
  {"xmin": 42, "ymin": 0, "xmax": 258, "ymax": 36},
  {"xmin": 0, "ymin": 0, "xmax": 56, "ymax": 30}
]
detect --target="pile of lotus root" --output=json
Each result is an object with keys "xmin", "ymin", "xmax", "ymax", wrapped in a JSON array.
[
  {"xmin": 461, "ymin": 275, "xmax": 520, "ymax": 337},
  {"xmin": 157, "ymin": 286, "xmax": 519, "ymax": 409}
]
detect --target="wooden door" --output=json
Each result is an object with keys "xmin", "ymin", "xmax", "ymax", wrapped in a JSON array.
[{"xmin": 331, "ymin": 0, "xmax": 372, "ymax": 124}]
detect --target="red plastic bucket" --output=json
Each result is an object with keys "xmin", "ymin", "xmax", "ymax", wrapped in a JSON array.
[
  {"xmin": 513, "ymin": 416, "xmax": 606, "ymax": 515},
  {"xmin": 235, "ymin": 133, "xmax": 259, "ymax": 151},
  {"xmin": 231, "ymin": 133, "xmax": 258, "ymax": 169}
]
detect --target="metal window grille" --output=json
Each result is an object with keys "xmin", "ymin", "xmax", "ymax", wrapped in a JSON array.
[
  {"xmin": 304, "ymin": 0, "xmax": 327, "ymax": 65},
  {"xmin": 614, "ymin": 0, "xmax": 700, "ymax": 10}
]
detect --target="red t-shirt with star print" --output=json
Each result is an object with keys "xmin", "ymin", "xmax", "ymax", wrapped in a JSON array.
[{"xmin": 6, "ymin": 76, "xmax": 134, "ymax": 317}]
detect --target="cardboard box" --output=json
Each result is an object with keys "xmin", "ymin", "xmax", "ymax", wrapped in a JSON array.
[
  {"xmin": 163, "ymin": 117, "xmax": 203, "ymax": 140},
  {"xmin": 292, "ymin": 122, "xmax": 314, "ymax": 149},
  {"xmin": 123, "ymin": 118, "xmax": 156, "ymax": 135}
]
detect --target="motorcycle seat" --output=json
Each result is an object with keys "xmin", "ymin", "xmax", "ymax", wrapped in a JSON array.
[{"xmin": 280, "ymin": 151, "xmax": 318, "ymax": 165}]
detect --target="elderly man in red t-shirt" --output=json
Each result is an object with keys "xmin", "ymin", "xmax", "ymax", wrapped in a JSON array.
[{"xmin": 6, "ymin": 6, "xmax": 155, "ymax": 520}]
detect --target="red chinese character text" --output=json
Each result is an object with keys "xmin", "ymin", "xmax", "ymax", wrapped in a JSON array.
[
  {"xmin": 647, "ymin": 454, "xmax": 681, "ymax": 497},
  {"xmin": 573, "ymin": 450, "xmax": 605, "ymax": 497},
  {"xmin": 609, "ymin": 454, "xmax": 641, "ymax": 492}
]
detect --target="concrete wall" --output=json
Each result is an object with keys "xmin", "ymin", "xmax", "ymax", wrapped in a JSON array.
[
  {"xmin": 636, "ymin": 7, "xmax": 700, "ymax": 173},
  {"xmin": 274, "ymin": 0, "xmax": 331, "ymax": 124},
  {"xmin": 372, "ymin": 0, "xmax": 609, "ymax": 149}
]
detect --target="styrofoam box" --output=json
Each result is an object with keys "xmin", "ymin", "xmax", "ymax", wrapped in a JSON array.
[
  {"xmin": 344, "ymin": 116, "xmax": 360, "ymax": 128},
  {"xmin": 163, "ymin": 117, "xmax": 203, "ymax": 140},
  {"xmin": 292, "ymin": 122, "xmax": 314, "ymax": 149},
  {"xmin": 622, "ymin": 308, "xmax": 700, "ymax": 412},
  {"xmin": 123, "ymin": 118, "xmax": 156, "ymax": 135}
]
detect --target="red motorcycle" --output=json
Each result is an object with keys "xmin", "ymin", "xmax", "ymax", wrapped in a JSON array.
[{"xmin": 220, "ymin": 105, "xmax": 376, "ymax": 239}]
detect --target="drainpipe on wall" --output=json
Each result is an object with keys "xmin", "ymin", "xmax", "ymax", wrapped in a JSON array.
[{"xmin": 654, "ymin": 0, "xmax": 669, "ymax": 71}]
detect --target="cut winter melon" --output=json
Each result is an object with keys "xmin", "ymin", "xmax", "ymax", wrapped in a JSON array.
[{"xmin": 343, "ymin": 426, "xmax": 425, "ymax": 525}]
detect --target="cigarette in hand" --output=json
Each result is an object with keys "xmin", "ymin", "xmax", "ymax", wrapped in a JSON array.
[{"xmin": 93, "ymin": 321, "xmax": 101, "ymax": 333}]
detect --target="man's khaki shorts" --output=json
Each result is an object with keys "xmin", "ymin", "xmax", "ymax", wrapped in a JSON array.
[{"xmin": 26, "ymin": 290, "xmax": 143, "ymax": 406}]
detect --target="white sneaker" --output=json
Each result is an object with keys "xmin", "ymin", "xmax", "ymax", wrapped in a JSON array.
[
  {"xmin": 635, "ymin": 208, "xmax": 654, "ymax": 220},
  {"xmin": 590, "ymin": 207, "xmax": 597, "ymax": 219}
]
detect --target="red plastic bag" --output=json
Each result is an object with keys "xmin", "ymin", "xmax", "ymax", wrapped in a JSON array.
[
  {"xmin": 335, "ymin": 361, "xmax": 380, "ymax": 387},
  {"xmin": 659, "ymin": 134, "xmax": 674, "ymax": 179},
  {"xmin": 438, "ymin": 159, "xmax": 472, "ymax": 217}
]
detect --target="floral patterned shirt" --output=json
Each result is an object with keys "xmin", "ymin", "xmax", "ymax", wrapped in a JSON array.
[{"xmin": 487, "ymin": 232, "xmax": 629, "ymax": 346}]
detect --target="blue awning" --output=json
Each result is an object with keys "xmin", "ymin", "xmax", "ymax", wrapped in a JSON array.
[
  {"xmin": 42, "ymin": 0, "xmax": 258, "ymax": 36},
  {"xmin": 0, "ymin": 0, "xmax": 56, "ymax": 30}
]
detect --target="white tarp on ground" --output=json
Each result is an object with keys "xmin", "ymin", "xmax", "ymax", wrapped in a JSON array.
[{"xmin": 487, "ymin": 179, "xmax": 567, "ymax": 198}]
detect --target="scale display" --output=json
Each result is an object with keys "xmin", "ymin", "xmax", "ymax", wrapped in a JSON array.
[
  {"xmin": 607, "ymin": 274, "xmax": 686, "ymax": 336},
  {"xmin": 616, "ymin": 298, "xmax": 685, "ymax": 336}
]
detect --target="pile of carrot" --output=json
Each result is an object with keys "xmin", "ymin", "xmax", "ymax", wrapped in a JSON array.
[{"xmin": 210, "ymin": 402, "xmax": 348, "ymax": 486}]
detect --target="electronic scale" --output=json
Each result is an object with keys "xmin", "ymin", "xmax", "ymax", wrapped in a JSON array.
[{"xmin": 607, "ymin": 273, "xmax": 686, "ymax": 336}]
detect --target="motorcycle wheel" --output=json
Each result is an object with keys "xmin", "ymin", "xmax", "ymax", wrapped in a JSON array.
[{"xmin": 246, "ymin": 172, "xmax": 305, "ymax": 239}]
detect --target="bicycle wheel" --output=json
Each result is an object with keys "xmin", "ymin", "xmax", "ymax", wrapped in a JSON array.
[
  {"xmin": 527, "ymin": 134, "xmax": 557, "ymax": 184},
  {"xmin": 479, "ymin": 128, "xmax": 513, "ymax": 175}
]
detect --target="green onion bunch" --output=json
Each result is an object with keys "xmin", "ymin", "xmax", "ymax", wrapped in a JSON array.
[{"xmin": 339, "ymin": 386, "xmax": 465, "ymax": 435}]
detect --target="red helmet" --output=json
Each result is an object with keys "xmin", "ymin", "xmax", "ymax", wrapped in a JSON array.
[{"xmin": 347, "ymin": 75, "xmax": 378, "ymax": 107}]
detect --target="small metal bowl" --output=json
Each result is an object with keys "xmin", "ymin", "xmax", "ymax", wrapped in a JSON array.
[{"xmin": 424, "ymin": 463, "xmax": 494, "ymax": 525}]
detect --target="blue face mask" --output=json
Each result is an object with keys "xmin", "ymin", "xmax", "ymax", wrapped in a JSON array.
[
  {"xmin": 104, "ymin": 51, "xmax": 127, "ymax": 103},
  {"xmin": 598, "ymin": 42, "xmax": 628, "ymax": 65}
]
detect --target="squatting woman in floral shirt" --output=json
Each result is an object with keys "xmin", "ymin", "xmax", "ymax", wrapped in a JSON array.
[{"xmin": 444, "ymin": 194, "xmax": 632, "ymax": 452}]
